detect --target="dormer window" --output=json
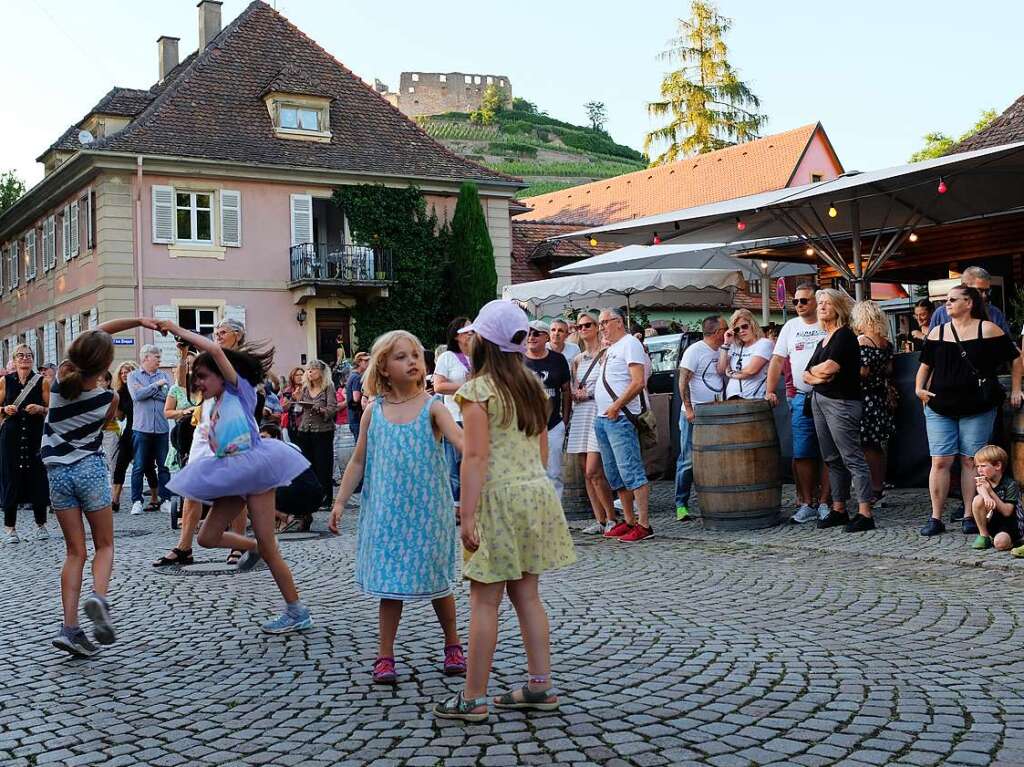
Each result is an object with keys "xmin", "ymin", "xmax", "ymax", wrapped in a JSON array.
[{"xmin": 264, "ymin": 91, "xmax": 332, "ymax": 143}]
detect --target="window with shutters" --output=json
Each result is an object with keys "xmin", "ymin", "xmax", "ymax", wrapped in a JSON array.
[
  {"xmin": 69, "ymin": 201, "xmax": 80, "ymax": 257},
  {"xmin": 175, "ymin": 191, "xmax": 213, "ymax": 243},
  {"xmin": 86, "ymin": 190, "xmax": 96, "ymax": 249},
  {"xmin": 220, "ymin": 190, "xmax": 241, "ymax": 247},
  {"xmin": 25, "ymin": 231, "xmax": 36, "ymax": 279},
  {"xmin": 43, "ymin": 216, "xmax": 56, "ymax": 270},
  {"xmin": 178, "ymin": 307, "xmax": 218, "ymax": 338},
  {"xmin": 9, "ymin": 242, "xmax": 19, "ymax": 289},
  {"xmin": 290, "ymin": 194, "xmax": 313, "ymax": 246}
]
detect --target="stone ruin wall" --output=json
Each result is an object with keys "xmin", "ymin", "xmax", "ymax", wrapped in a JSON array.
[{"xmin": 378, "ymin": 72, "xmax": 512, "ymax": 117}]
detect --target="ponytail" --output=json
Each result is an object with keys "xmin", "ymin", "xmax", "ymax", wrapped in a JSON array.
[{"xmin": 60, "ymin": 365, "xmax": 85, "ymax": 400}]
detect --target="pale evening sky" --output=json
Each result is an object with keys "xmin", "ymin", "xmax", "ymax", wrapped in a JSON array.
[{"xmin": 1, "ymin": 0, "xmax": 1021, "ymax": 189}]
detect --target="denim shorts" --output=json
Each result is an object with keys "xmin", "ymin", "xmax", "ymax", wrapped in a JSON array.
[
  {"xmin": 594, "ymin": 416, "xmax": 647, "ymax": 491},
  {"xmin": 789, "ymin": 392, "xmax": 820, "ymax": 460},
  {"xmin": 47, "ymin": 454, "xmax": 113, "ymax": 513},
  {"xmin": 924, "ymin": 406, "xmax": 997, "ymax": 457}
]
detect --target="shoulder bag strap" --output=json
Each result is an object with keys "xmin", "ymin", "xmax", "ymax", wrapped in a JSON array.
[
  {"xmin": 10, "ymin": 372, "xmax": 43, "ymax": 410},
  {"xmin": 579, "ymin": 348, "xmax": 606, "ymax": 387},
  {"xmin": 601, "ymin": 355, "xmax": 649, "ymax": 417},
  {"xmin": 949, "ymin": 322, "xmax": 984, "ymax": 380}
]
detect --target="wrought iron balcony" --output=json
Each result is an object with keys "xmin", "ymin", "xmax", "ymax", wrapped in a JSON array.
[{"xmin": 288, "ymin": 242, "xmax": 395, "ymax": 286}]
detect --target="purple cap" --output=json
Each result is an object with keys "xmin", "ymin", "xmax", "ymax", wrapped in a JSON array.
[{"xmin": 464, "ymin": 300, "xmax": 529, "ymax": 354}]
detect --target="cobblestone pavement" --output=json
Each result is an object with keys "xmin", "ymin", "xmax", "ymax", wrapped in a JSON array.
[{"xmin": 2, "ymin": 484, "xmax": 1024, "ymax": 767}]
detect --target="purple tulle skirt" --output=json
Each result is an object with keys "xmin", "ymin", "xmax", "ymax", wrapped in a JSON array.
[{"xmin": 167, "ymin": 439, "xmax": 310, "ymax": 504}]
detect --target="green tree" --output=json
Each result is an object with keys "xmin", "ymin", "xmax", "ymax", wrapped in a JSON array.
[
  {"xmin": 0, "ymin": 170, "xmax": 26, "ymax": 214},
  {"xmin": 584, "ymin": 101, "xmax": 608, "ymax": 132},
  {"xmin": 469, "ymin": 84, "xmax": 509, "ymax": 125},
  {"xmin": 448, "ymin": 183, "xmax": 496, "ymax": 318},
  {"xmin": 511, "ymin": 97, "xmax": 540, "ymax": 114},
  {"xmin": 909, "ymin": 108, "xmax": 998, "ymax": 162},
  {"xmin": 333, "ymin": 185, "xmax": 449, "ymax": 347},
  {"xmin": 644, "ymin": 1, "xmax": 766, "ymax": 166}
]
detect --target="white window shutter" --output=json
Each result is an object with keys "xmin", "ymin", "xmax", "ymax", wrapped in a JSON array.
[
  {"xmin": 86, "ymin": 191, "xmax": 95, "ymax": 250},
  {"xmin": 25, "ymin": 328, "xmax": 36, "ymax": 358},
  {"xmin": 62, "ymin": 206, "xmax": 70, "ymax": 261},
  {"xmin": 10, "ymin": 242, "xmax": 18, "ymax": 289},
  {"xmin": 224, "ymin": 304, "xmax": 246, "ymax": 328},
  {"xmin": 89, "ymin": 307, "xmax": 98, "ymax": 329},
  {"xmin": 70, "ymin": 313, "xmax": 81, "ymax": 340},
  {"xmin": 290, "ymin": 194, "xmax": 313, "ymax": 246},
  {"xmin": 63, "ymin": 319, "xmax": 72, "ymax": 350},
  {"xmin": 69, "ymin": 202, "xmax": 80, "ymax": 257},
  {"xmin": 220, "ymin": 190, "xmax": 241, "ymax": 247},
  {"xmin": 47, "ymin": 216, "xmax": 56, "ymax": 269},
  {"xmin": 153, "ymin": 304, "xmax": 180, "ymax": 367},
  {"xmin": 44, "ymin": 322, "xmax": 57, "ymax": 365},
  {"xmin": 26, "ymin": 231, "xmax": 36, "ymax": 279},
  {"xmin": 152, "ymin": 186, "xmax": 175, "ymax": 244}
]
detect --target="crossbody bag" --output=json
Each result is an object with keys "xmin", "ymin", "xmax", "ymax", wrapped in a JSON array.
[
  {"xmin": 601, "ymin": 360, "xmax": 658, "ymax": 451},
  {"xmin": 949, "ymin": 321, "xmax": 1004, "ymax": 411}
]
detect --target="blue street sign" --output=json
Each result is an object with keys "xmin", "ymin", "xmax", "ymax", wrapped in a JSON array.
[{"xmin": 113, "ymin": 337, "xmax": 135, "ymax": 346}]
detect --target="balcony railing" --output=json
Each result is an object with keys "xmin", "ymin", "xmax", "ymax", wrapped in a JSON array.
[{"xmin": 288, "ymin": 242, "xmax": 394, "ymax": 285}]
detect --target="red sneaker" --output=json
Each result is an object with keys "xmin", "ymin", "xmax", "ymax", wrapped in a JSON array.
[
  {"xmin": 619, "ymin": 524, "xmax": 654, "ymax": 542},
  {"xmin": 603, "ymin": 521, "xmax": 633, "ymax": 538}
]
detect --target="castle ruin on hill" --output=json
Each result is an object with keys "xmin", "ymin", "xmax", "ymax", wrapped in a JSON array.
[{"xmin": 375, "ymin": 72, "xmax": 512, "ymax": 117}]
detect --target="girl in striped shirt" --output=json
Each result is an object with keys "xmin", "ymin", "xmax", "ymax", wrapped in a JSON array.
[{"xmin": 44, "ymin": 316, "xmax": 160, "ymax": 658}]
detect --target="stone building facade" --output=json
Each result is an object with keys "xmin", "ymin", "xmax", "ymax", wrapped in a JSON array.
[{"xmin": 377, "ymin": 72, "xmax": 512, "ymax": 117}]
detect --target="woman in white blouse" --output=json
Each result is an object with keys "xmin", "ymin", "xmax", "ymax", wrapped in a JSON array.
[
  {"xmin": 432, "ymin": 317, "xmax": 473, "ymax": 520},
  {"xmin": 717, "ymin": 309, "xmax": 774, "ymax": 400}
]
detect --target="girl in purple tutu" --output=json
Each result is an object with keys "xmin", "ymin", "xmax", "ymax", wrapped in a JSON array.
[{"xmin": 159, "ymin": 320, "xmax": 313, "ymax": 634}]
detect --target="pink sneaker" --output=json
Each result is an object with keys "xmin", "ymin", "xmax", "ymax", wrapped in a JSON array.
[
  {"xmin": 443, "ymin": 644, "xmax": 467, "ymax": 676},
  {"xmin": 372, "ymin": 656, "xmax": 397, "ymax": 685}
]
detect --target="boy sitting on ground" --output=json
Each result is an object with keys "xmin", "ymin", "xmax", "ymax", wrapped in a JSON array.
[{"xmin": 971, "ymin": 445, "xmax": 1023, "ymax": 551}]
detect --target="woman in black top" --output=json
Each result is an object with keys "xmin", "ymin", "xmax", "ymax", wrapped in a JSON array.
[
  {"xmin": 804, "ymin": 289, "xmax": 876, "ymax": 533},
  {"xmin": 915, "ymin": 285, "xmax": 1019, "ymax": 537}
]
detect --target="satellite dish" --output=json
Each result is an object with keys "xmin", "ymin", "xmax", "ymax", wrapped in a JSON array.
[{"xmin": 78, "ymin": 130, "xmax": 94, "ymax": 145}]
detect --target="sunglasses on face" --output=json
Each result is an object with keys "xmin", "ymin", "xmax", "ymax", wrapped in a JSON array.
[
  {"xmin": 576, "ymin": 322, "xmax": 595, "ymax": 329},
  {"xmin": 734, "ymin": 323, "xmax": 751, "ymax": 332},
  {"xmin": 792, "ymin": 297, "xmax": 811, "ymax": 306},
  {"xmin": 527, "ymin": 330, "xmax": 547, "ymax": 338},
  {"xmin": 946, "ymin": 296, "xmax": 967, "ymax": 304}
]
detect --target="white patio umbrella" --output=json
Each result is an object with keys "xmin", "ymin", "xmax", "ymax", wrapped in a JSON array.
[
  {"xmin": 502, "ymin": 268, "xmax": 745, "ymax": 322},
  {"xmin": 552, "ymin": 242, "xmax": 817, "ymax": 322}
]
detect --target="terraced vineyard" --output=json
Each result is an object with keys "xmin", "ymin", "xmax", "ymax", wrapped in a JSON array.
[{"xmin": 417, "ymin": 108, "xmax": 646, "ymax": 198}]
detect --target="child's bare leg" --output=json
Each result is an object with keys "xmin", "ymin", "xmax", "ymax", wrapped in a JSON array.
[
  {"xmin": 246, "ymin": 490, "xmax": 299, "ymax": 603},
  {"xmin": 464, "ymin": 580, "xmax": 505, "ymax": 705},
  {"xmin": 83, "ymin": 508, "xmax": 114, "ymax": 598},
  {"xmin": 55, "ymin": 509, "xmax": 87, "ymax": 627},
  {"xmin": 431, "ymin": 594, "xmax": 460, "ymax": 646},
  {"xmin": 196, "ymin": 498, "xmax": 254, "ymax": 551},
  {"xmin": 379, "ymin": 599, "xmax": 404, "ymax": 657},
  {"xmin": 971, "ymin": 495, "xmax": 990, "ymax": 538},
  {"xmin": 506, "ymin": 573, "xmax": 555, "ymax": 699}
]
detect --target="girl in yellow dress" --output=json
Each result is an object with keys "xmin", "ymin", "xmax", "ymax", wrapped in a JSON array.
[{"xmin": 434, "ymin": 300, "xmax": 576, "ymax": 723}]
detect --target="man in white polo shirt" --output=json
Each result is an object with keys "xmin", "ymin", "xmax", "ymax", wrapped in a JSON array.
[{"xmin": 765, "ymin": 282, "xmax": 831, "ymax": 524}]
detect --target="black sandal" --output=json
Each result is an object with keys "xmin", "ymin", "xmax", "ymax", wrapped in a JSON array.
[
  {"xmin": 153, "ymin": 548, "xmax": 193, "ymax": 568},
  {"xmin": 492, "ymin": 684, "xmax": 559, "ymax": 711},
  {"xmin": 226, "ymin": 549, "xmax": 243, "ymax": 565},
  {"xmin": 433, "ymin": 691, "xmax": 489, "ymax": 722}
]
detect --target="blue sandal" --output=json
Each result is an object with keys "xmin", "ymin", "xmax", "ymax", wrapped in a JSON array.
[{"xmin": 433, "ymin": 691, "xmax": 488, "ymax": 722}]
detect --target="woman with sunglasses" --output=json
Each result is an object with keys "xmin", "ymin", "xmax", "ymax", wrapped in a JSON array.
[
  {"xmin": 718, "ymin": 309, "xmax": 774, "ymax": 400},
  {"xmin": 915, "ymin": 285, "xmax": 1019, "ymax": 537},
  {"xmin": 0, "ymin": 344, "xmax": 51, "ymax": 543},
  {"xmin": 566, "ymin": 310, "xmax": 617, "ymax": 534}
]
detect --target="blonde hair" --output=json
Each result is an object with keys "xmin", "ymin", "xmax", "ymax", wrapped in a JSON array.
[
  {"xmin": 851, "ymin": 300, "xmax": 891, "ymax": 341},
  {"xmin": 304, "ymin": 359, "xmax": 331, "ymax": 387},
  {"xmin": 363, "ymin": 330, "xmax": 426, "ymax": 397},
  {"xmin": 815, "ymin": 288, "xmax": 854, "ymax": 327},
  {"xmin": 114, "ymin": 361, "xmax": 137, "ymax": 388},
  {"xmin": 12, "ymin": 343, "xmax": 34, "ymax": 360},
  {"xmin": 728, "ymin": 309, "xmax": 764, "ymax": 341},
  {"xmin": 975, "ymin": 444, "xmax": 1008, "ymax": 468}
]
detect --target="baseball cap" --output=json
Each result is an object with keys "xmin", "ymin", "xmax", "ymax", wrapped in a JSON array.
[
  {"xmin": 463, "ymin": 300, "xmax": 529, "ymax": 354},
  {"xmin": 527, "ymin": 320, "xmax": 550, "ymax": 334}
]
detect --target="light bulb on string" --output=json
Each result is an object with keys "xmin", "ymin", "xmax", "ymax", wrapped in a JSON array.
[
  {"xmin": 735, "ymin": 217, "xmax": 746, "ymax": 231},
  {"xmin": 937, "ymin": 178, "xmax": 948, "ymax": 194},
  {"xmin": 588, "ymin": 237, "xmax": 598, "ymax": 247},
  {"xmin": 908, "ymin": 232, "xmax": 919, "ymax": 243},
  {"xmin": 827, "ymin": 203, "xmax": 838, "ymax": 218},
  {"xmin": 652, "ymin": 232, "xmax": 661, "ymax": 245},
  {"xmin": 805, "ymin": 247, "xmax": 815, "ymax": 256}
]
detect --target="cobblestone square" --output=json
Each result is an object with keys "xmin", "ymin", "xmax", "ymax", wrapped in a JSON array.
[{"xmin": 2, "ymin": 483, "xmax": 1024, "ymax": 767}]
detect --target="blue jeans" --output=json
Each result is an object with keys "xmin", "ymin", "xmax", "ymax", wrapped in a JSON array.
[
  {"xmin": 131, "ymin": 431, "xmax": 170, "ymax": 504},
  {"xmin": 594, "ymin": 416, "xmax": 647, "ymax": 492},
  {"xmin": 674, "ymin": 412, "xmax": 694, "ymax": 508},
  {"xmin": 443, "ymin": 430, "xmax": 462, "ymax": 508}
]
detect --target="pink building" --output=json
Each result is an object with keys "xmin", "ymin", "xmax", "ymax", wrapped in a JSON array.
[{"xmin": 0, "ymin": 0, "xmax": 520, "ymax": 370}]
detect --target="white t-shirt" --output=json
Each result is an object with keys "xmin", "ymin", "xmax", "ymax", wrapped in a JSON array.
[
  {"xmin": 679, "ymin": 340, "xmax": 723, "ymax": 405},
  {"xmin": 188, "ymin": 397, "xmax": 216, "ymax": 462},
  {"xmin": 548, "ymin": 341, "xmax": 580, "ymax": 366},
  {"xmin": 434, "ymin": 350, "xmax": 472, "ymax": 422},
  {"xmin": 773, "ymin": 317, "xmax": 827, "ymax": 393},
  {"xmin": 595, "ymin": 334, "xmax": 650, "ymax": 416},
  {"xmin": 725, "ymin": 338, "xmax": 774, "ymax": 400}
]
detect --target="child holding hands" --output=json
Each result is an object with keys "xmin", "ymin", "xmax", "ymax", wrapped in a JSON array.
[
  {"xmin": 971, "ymin": 445, "xmax": 1024, "ymax": 551},
  {"xmin": 329, "ymin": 330, "xmax": 465, "ymax": 684}
]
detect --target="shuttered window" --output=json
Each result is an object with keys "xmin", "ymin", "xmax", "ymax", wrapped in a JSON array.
[
  {"xmin": 62, "ymin": 206, "xmax": 70, "ymax": 261},
  {"xmin": 9, "ymin": 241, "xmax": 18, "ymax": 289},
  {"xmin": 290, "ymin": 193, "xmax": 313, "ymax": 246},
  {"xmin": 152, "ymin": 185, "xmax": 175, "ymax": 244},
  {"xmin": 25, "ymin": 230, "xmax": 36, "ymax": 279},
  {"xmin": 69, "ymin": 201, "xmax": 79, "ymax": 257},
  {"xmin": 220, "ymin": 190, "xmax": 241, "ymax": 247}
]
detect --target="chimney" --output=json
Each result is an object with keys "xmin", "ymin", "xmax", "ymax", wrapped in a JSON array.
[
  {"xmin": 157, "ymin": 36, "xmax": 180, "ymax": 83},
  {"xmin": 197, "ymin": 0, "xmax": 223, "ymax": 50}
]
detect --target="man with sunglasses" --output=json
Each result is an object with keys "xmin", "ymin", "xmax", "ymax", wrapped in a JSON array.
[
  {"xmin": 524, "ymin": 320, "xmax": 572, "ymax": 500},
  {"xmin": 766, "ymin": 282, "xmax": 831, "ymax": 524},
  {"xmin": 928, "ymin": 266, "xmax": 1011, "ymax": 336}
]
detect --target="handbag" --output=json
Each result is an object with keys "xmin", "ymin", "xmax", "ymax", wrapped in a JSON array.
[
  {"xmin": 949, "ymin": 321, "xmax": 1004, "ymax": 410},
  {"xmin": 601, "ymin": 361, "xmax": 658, "ymax": 452}
]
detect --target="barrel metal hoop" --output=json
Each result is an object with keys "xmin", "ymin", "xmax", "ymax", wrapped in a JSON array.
[
  {"xmin": 693, "ymin": 440, "xmax": 779, "ymax": 452},
  {"xmin": 694, "ymin": 415, "xmax": 769, "ymax": 426},
  {"xmin": 694, "ymin": 481, "xmax": 780, "ymax": 493},
  {"xmin": 1012, "ymin": 435, "xmax": 1024, "ymax": 442}
]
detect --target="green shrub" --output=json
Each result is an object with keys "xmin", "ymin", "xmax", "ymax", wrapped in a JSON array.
[{"xmin": 488, "ymin": 141, "xmax": 537, "ymax": 158}]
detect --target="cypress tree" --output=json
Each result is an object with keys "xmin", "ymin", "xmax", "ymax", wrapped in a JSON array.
[{"xmin": 448, "ymin": 182, "xmax": 497, "ymax": 319}]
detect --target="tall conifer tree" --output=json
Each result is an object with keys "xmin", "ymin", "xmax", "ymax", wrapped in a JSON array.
[{"xmin": 449, "ymin": 183, "xmax": 496, "ymax": 318}]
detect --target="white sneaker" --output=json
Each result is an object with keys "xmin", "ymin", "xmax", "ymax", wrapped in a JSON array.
[
  {"xmin": 603, "ymin": 520, "xmax": 617, "ymax": 534},
  {"xmin": 130, "ymin": 501, "xmax": 144, "ymax": 515},
  {"xmin": 2, "ymin": 529, "xmax": 19, "ymax": 545},
  {"xmin": 817, "ymin": 503, "xmax": 830, "ymax": 520},
  {"xmin": 581, "ymin": 521, "xmax": 604, "ymax": 535},
  {"xmin": 159, "ymin": 500, "xmax": 172, "ymax": 515},
  {"xmin": 790, "ymin": 504, "xmax": 818, "ymax": 524},
  {"xmin": 33, "ymin": 526, "xmax": 49, "ymax": 540},
  {"xmin": 613, "ymin": 498, "xmax": 623, "ymax": 511}
]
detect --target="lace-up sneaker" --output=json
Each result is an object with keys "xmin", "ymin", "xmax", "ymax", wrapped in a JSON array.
[
  {"xmin": 920, "ymin": 517, "xmax": 946, "ymax": 537},
  {"xmin": 603, "ymin": 521, "xmax": 632, "ymax": 539},
  {"xmin": 2, "ymin": 529, "xmax": 19, "ymax": 545},
  {"xmin": 844, "ymin": 514, "xmax": 876, "ymax": 533},
  {"xmin": 602, "ymin": 520, "xmax": 617, "ymax": 534},
  {"xmin": 443, "ymin": 644, "xmax": 467, "ymax": 676},
  {"xmin": 791, "ymin": 504, "xmax": 818, "ymax": 524},
  {"xmin": 817, "ymin": 503, "xmax": 830, "ymax": 520},
  {"xmin": 130, "ymin": 501, "xmax": 144, "ymax": 515},
  {"xmin": 83, "ymin": 594, "xmax": 115, "ymax": 645},
  {"xmin": 580, "ymin": 521, "xmax": 604, "ymax": 535},
  {"xmin": 619, "ymin": 524, "xmax": 654, "ymax": 543},
  {"xmin": 676, "ymin": 505, "xmax": 691, "ymax": 522},
  {"xmin": 373, "ymin": 656, "xmax": 398, "ymax": 685},
  {"xmin": 52, "ymin": 628, "xmax": 98, "ymax": 658},
  {"xmin": 817, "ymin": 509, "xmax": 849, "ymax": 529},
  {"xmin": 261, "ymin": 607, "xmax": 312, "ymax": 635},
  {"xmin": 33, "ymin": 526, "xmax": 50, "ymax": 540}
]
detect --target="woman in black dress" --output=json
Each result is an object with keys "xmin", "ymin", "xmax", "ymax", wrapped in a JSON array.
[{"xmin": 1, "ymin": 344, "xmax": 51, "ymax": 543}]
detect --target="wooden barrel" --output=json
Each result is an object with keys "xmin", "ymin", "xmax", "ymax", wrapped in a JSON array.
[
  {"xmin": 692, "ymin": 399, "xmax": 782, "ymax": 530},
  {"xmin": 1011, "ymin": 409, "xmax": 1024, "ymax": 484},
  {"xmin": 560, "ymin": 453, "xmax": 591, "ymax": 519}
]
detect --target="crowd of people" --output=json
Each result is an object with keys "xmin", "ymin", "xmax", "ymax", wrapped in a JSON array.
[{"xmin": 4, "ymin": 265, "xmax": 1024, "ymax": 720}]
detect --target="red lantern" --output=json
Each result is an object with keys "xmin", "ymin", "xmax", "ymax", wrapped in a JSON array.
[
  {"xmin": 653, "ymin": 233, "xmax": 662, "ymax": 245},
  {"xmin": 736, "ymin": 218, "xmax": 747, "ymax": 232},
  {"xmin": 937, "ymin": 179, "xmax": 948, "ymax": 194}
]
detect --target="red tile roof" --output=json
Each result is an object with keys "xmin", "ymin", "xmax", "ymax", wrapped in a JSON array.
[
  {"xmin": 516, "ymin": 124, "xmax": 831, "ymax": 226},
  {"xmin": 951, "ymin": 95, "xmax": 1024, "ymax": 153}
]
